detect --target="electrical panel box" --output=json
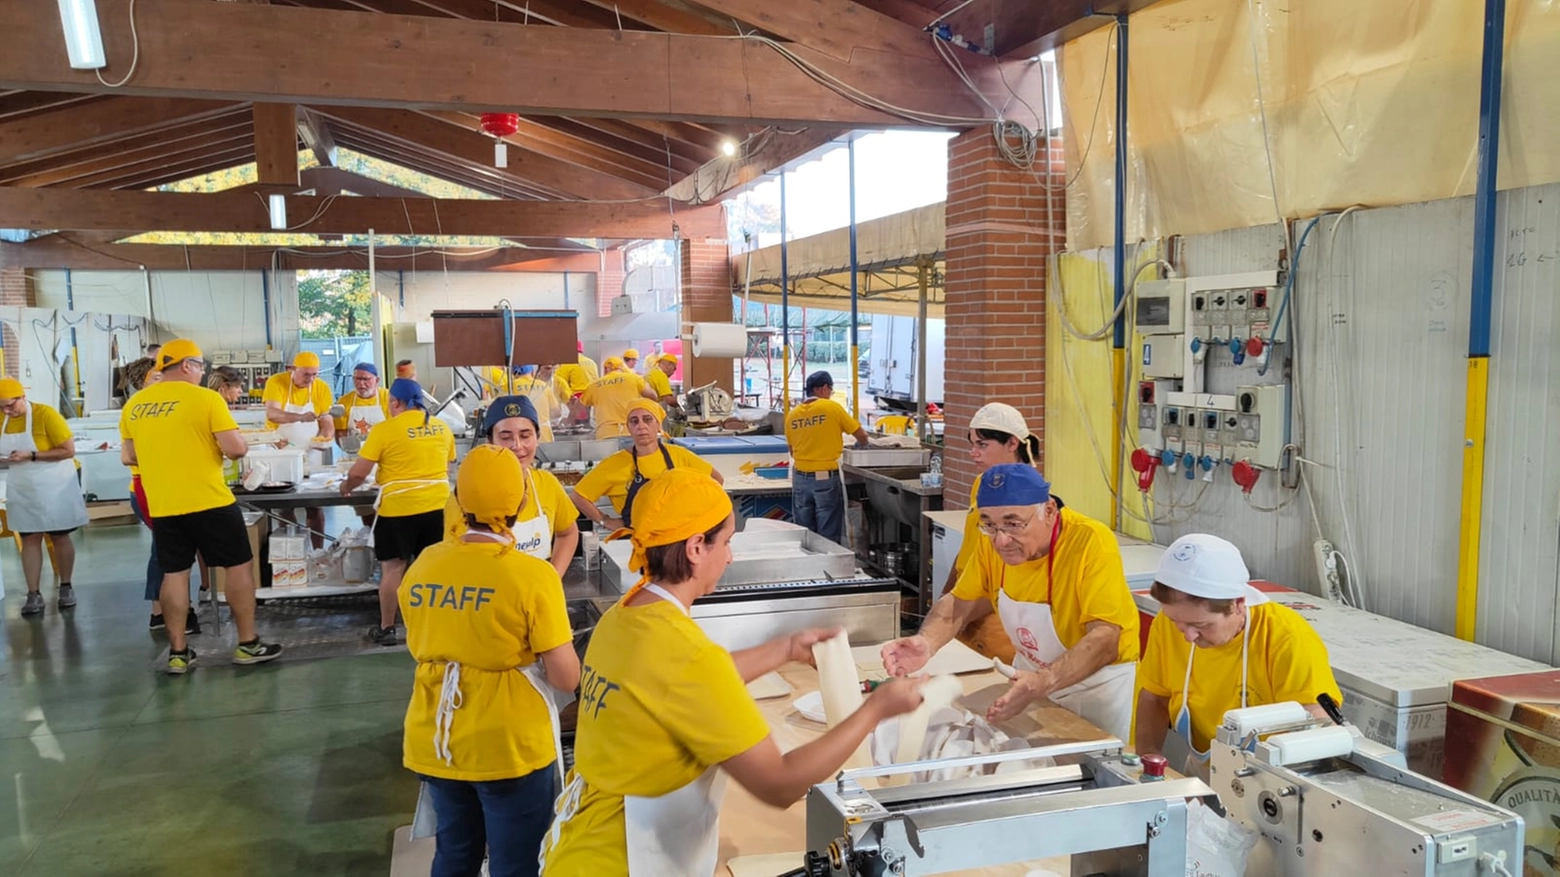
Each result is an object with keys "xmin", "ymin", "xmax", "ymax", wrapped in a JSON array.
[
  {"xmin": 1136, "ymin": 380, "xmax": 1176, "ymax": 450},
  {"xmin": 1199, "ymin": 408, "xmax": 1223, "ymax": 460},
  {"xmin": 1162, "ymin": 405, "xmax": 1184, "ymax": 455},
  {"xmin": 1140, "ymin": 334, "xmax": 1184, "ymax": 379},
  {"xmin": 1228, "ymin": 289, "xmax": 1251, "ymax": 341},
  {"xmin": 1247, "ymin": 288, "xmax": 1273, "ymax": 337},
  {"xmin": 1190, "ymin": 292, "xmax": 1210, "ymax": 335},
  {"xmin": 1134, "ymin": 279, "xmax": 1185, "ymax": 335},
  {"xmin": 1236, "ymin": 384, "xmax": 1291, "ymax": 468}
]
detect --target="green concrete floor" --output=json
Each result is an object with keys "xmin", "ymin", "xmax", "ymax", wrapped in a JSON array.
[{"xmin": 0, "ymin": 521, "xmax": 419, "ymax": 877}]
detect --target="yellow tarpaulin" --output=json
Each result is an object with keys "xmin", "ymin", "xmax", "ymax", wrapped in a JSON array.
[{"xmin": 1061, "ymin": 0, "xmax": 1560, "ymax": 250}]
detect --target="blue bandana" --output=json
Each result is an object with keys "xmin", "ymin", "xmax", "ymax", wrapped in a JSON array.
[
  {"xmin": 485, "ymin": 395, "xmax": 539, "ymax": 433},
  {"xmin": 976, "ymin": 463, "xmax": 1051, "ymax": 508},
  {"xmin": 352, "ymin": 362, "xmax": 378, "ymax": 377}
]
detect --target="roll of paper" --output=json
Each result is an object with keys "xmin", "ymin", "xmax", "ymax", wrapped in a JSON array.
[
  {"xmin": 812, "ymin": 634, "xmax": 863, "ymax": 728},
  {"xmin": 1269, "ymin": 725, "xmax": 1355, "ymax": 766},
  {"xmin": 691, "ymin": 322, "xmax": 747, "ymax": 358}
]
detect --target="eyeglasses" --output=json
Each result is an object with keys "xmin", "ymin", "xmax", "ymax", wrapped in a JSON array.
[{"xmin": 976, "ymin": 513, "xmax": 1038, "ymax": 538}]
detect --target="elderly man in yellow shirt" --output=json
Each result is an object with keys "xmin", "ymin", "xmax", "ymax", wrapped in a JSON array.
[
  {"xmin": 784, "ymin": 370, "xmax": 869, "ymax": 545},
  {"xmin": 0, "ymin": 377, "xmax": 90, "ymax": 616},
  {"xmin": 121, "ymin": 339, "xmax": 285, "ymax": 673},
  {"xmin": 403, "ymin": 444, "xmax": 580, "ymax": 877},
  {"xmin": 265, "ymin": 351, "xmax": 335, "ymax": 544},
  {"xmin": 540, "ymin": 471, "xmax": 925, "ymax": 876},
  {"xmin": 334, "ymin": 361, "xmax": 391, "ymax": 442},
  {"xmin": 881, "ymin": 464, "xmax": 1140, "ymax": 741},
  {"xmin": 1135, "ymin": 534, "xmax": 1342, "ymax": 778},
  {"xmin": 341, "ymin": 378, "xmax": 457, "ymax": 647},
  {"xmin": 646, "ymin": 354, "xmax": 678, "ymax": 410},
  {"xmin": 580, "ymin": 362, "xmax": 658, "ymax": 439}
]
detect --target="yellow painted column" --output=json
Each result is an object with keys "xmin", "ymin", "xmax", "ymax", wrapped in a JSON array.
[{"xmin": 1455, "ymin": 356, "xmax": 1490, "ymax": 641}]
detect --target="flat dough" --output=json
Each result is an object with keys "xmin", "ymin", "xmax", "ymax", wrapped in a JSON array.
[
  {"xmin": 851, "ymin": 639, "xmax": 991, "ymax": 677},
  {"xmin": 727, "ymin": 852, "xmax": 805, "ymax": 877},
  {"xmin": 746, "ymin": 671, "xmax": 792, "ymax": 700},
  {"xmin": 884, "ymin": 675, "xmax": 965, "ymax": 787}
]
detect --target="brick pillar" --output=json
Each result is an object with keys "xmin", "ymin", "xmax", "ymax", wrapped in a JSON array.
[
  {"xmin": 679, "ymin": 237, "xmax": 734, "ymax": 394},
  {"xmin": 0, "ymin": 267, "xmax": 33, "ymax": 378},
  {"xmin": 595, "ymin": 250, "xmax": 625, "ymax": 318},
  {"xmin": 942, "ymin": 130, "xmax": 1066, "ymax": 509}
]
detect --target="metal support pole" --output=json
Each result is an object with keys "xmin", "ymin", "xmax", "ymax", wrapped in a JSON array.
[
  {"xmin": 848, "ymin": 136, "xmax": 861, "ymax": 419},
  {"xmin": 66, "ymin": 268, "xmax": 81, "ymax": 414},
  {"xmin": 562, "ymin": 269, "xmax": 570, "ymax": 310},
  {"xmin": 1109, "ymin": 13, "xmax": 1130, "ymax": 532},
  {"xmin": 1456, "ymin": 0, "xmax": 1507, "ymax": 642},
  {"xmin": 917, "ymin": 259, "xmax": 930, "ymax": 443},
  {"xmin": 780, "ymin": 172, "xmax": 792, "ymax": 415},
  {"xmin": 261, "ymin": 268, "xmax": 273, "ymax": 348},
  {"xmin": 368, "ymin": 228, "xmax": 382, "ymax": 369}
]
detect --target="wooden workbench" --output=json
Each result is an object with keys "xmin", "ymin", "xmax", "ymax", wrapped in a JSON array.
[{"xmin": 716, "ymin": 658, "xmax": 1109, "ymax": 876}]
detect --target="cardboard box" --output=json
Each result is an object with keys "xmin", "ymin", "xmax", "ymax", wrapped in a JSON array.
[{"xmin": 269, "ymin": 561, "xmax": 308, "ymax": 588}]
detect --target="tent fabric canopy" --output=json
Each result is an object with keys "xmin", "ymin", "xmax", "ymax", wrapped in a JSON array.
[{"xmin": 733, "ymin": 203, "xmax": 945, "ymax": 318}]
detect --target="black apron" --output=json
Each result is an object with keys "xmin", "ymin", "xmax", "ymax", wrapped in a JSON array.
[{"xmin": 621, "ymin": 442, "xmax": 675, "ymax": 529}]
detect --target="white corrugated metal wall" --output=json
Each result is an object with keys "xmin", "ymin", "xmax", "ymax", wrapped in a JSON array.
[{"xmin": 1063, "ymin": 183, "xmax": 1560, "ymax": 662}]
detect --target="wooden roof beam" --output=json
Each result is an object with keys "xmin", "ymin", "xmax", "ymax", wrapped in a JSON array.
[
  {"xmin": 296, "ymin": 109, "xmax": 338, "ymax": 168},
  {"xmin": 0, "ymin": 238, "xmax": 593, "ymax": 272},
  {"xmin": 0, "ymin": 0, "xmax": 987, "ymax": 127},
  {"xmin": 327, "ymin": 125, "xmax": 564, "ymax": 201},
  {"xmin": 666, "ymin": 126, "xmax": 835, "ymax": 203},
  {"xmin": 0, "ymin": 119, "xmax": 256, "ymax": 188},
  {"xmin": 253, "ymin": 103, "xmax": 301, "ymax": 186},
  {"xmin": 0, "ymin": 95, "xmax": 242, "ymax": 164},
  {"xmin": 95, "ymin": 147, "xmax": 258, "ymax": 191},
  {"xmin": 572, "ymin": 0, "xmax": 729, "ymax": 35},
  {"xmin": 422, "ymin": 111, "xmax": 680, "ymax": 192},
  {"xmin": 0, "ymin": 187, "xmax": 724, "ymax": 238}
]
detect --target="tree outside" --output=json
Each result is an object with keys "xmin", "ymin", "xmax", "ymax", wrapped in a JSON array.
[{"xmin": 298, "ymin": 270, "xmax": 372, "ymax": 339}]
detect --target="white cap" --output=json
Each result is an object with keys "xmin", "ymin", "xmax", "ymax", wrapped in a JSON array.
[
  {"xmin": 1155, "ymin": 534, "xmax": 1267, "ymax": 604},
  {"xmin": 970, "ymin": 403, "xmax": 1031, "ymax": 439}
]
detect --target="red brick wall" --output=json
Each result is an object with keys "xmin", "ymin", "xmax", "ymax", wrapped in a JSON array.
[
  {"xmin": 680, "ymin": 237, "xmax": 734, "ymax": 394},
  {"xmin": 942, "ymin": 130, "xmax": 1066, "ymax": 509},
  {"xmin": 0, "ymin": 268, "xmax": 32, "ymax": 378},
  {"xmin": 595, "ymin": 250, "xmax": 625, "ymax": 318}
]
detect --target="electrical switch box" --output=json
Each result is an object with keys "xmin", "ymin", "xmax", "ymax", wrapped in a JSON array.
[
  {"xmin": 1208, "ymin": 291, "xmax": 1231, "ymax": 342},
  {"xmin": 1248, "ymin": 288, "xmax": 1273, "ymax": 338},
  {"xmin": 1136, "ymin": 381, "xmax": 1177, "ymax": 450},
  {"xmin": 1190, "ymin": 292, "xmax": 1210, "ymax": 334},
  {"xmin": 1228, "ymin": 290, "xmax": 1251, "ymax": 340},
  {"xmin": 1218, "ymin": 412, "xmax": 1242, "ymax": 462},
  {"xmin": 1134, "ymin": 279, "xmax": 1185, "ymax": 335},
  {"xmin": 1236, "ymin": 384, "xmax": 1291, "ymax": 468},
  {"xmin": 1200, "ymin": 409, "xmax": 1223, "ymax": 460},
  {"xmin": 1163, "ymin": 406, "xmax": 1184, "ymax": 455},
  {"xmin": 1141, "ymin": 334, "xmax": 1184, "ymax": 379}
]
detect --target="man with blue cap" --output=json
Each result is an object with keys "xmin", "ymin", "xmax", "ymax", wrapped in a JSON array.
[
  {"xmin": 880, "ymin": 464, "xmax": 1140, "ymax": 740},
  {"xmin": 334, "ymin": 361, "xmax": 391, "ymax": 440},
  {"xmin": 445, "ymin": 395, "xmax": 580, "ymax": 576},
  {"xmin": 784, "ymin": 370, "xmax": 870, "ymax": 545}
]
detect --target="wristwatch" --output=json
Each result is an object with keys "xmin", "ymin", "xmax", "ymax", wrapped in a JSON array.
[{"xmin": 30, "ymin": 451, "xmax": 35, "ymax": 461}]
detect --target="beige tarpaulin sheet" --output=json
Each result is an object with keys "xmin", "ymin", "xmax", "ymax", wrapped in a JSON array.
[
  {"xmin": 1061, "ymin": 0, "xmax": 1560, "ymax": 250},
  {"xmin": 734, "ymin": 203, "xmax": 945, "ymax": 318}
]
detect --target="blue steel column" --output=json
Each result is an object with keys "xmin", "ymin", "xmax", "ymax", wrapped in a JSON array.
[
  {"xmin": 1109, "ymin": 14, "xmax": 1130, "ymax": 530},
  {"xmin": 848, "ymin": 136, "xmax": 861, "ymax": 418},
  {"xmin": 780, "ymin": 171, "xmax": 792, "ymax": 414}
]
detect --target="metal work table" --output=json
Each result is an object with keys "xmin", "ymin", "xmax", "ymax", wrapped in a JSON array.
[
  {"xmin": 235, "ymin": 483, "xmax": 387, "ymax": 510},
  {"xmin": 841, "ymin": 464, "xmax": 943, "ymax": 621}
]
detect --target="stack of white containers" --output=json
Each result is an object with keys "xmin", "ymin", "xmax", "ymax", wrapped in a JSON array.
[{"xmin": 269, "ymin": 528, "xmax": 309, "ymax": 588}]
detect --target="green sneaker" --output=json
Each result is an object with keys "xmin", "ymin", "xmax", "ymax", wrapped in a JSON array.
[
  {"xmin": 233, "ymin": 639, "xmax": 283, "ymax": 665},
  {"xmin": 167, "ymin": 648, "xmax": 197, "ymax": 675}
]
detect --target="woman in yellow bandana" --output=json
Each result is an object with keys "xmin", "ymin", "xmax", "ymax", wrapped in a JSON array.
[
  {"xmin": 402, "ymin": 445, "xmax": 580, "ymax": 877},
  {"xmin": 540, "ymin": 470, "xmax": 927, "ymax": 876},
  {"xmin": 570, "ymin": 399, "xmax": 721, "ymax": 531}
]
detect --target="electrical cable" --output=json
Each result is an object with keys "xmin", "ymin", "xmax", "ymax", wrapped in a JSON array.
[
  {"xmin": 95, "ymin": 0, "xmax": 140, "ymax": 88},
  {"xmin": 1257, "ymin": 215, "xmax": 1320, "ymax": 376},
  {"xmin": 1244, "ymin": 0, "xmax": 1289, "ymax": 255}
]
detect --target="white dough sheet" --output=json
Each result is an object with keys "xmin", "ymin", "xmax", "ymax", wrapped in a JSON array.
[{"xmin": 869, "ymin": 692, "xmax": 1055, "ymax": 785}]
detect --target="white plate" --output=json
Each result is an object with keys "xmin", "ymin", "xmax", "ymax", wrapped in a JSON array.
[{"xmin": 792, "ymin": 690, "xmax": 826, "ymax": 723}]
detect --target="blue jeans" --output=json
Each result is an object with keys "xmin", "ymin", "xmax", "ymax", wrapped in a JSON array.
[
  {"xmin": 792, "ymin": 469, "xmax": 846, "ymax": 545},
  {"xmin": 420, "ymin": 765, "xmax": 558, "ymax": 877},
  {"xmin": 132, "ymin": 496, "xmax": 164, "ymax": 602}
]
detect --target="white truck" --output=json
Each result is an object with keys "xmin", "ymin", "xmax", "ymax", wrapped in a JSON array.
[{"xmin": 866, "ymin": 313, "xmax": 945, "ymax": 411}]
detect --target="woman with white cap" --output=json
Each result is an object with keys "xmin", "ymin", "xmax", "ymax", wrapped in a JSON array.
[
  {"xmin": 943, "ymin": 402, "xmax": 1042, "ymax": 597},
  {"xmin": 1134, "ymin": 534, "xmax": 1342, "ymax": 778}
]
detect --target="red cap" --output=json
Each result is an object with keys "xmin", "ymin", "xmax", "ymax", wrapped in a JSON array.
[
  {"xmin": 1142, "ymin": 753, "xmax": 1168, "ymax": 778},
  {"xmin": 577, "ymin": 341, "xmax": 585, "ymax": 353},
  {"xmin": 1246, "ymin": 337, "xmax": 1265, "ymax": 357}
]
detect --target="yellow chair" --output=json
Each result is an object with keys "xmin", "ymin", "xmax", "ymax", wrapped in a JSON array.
[{"xmin": 875, "ymin": 415, "xmax": 913, "ymax": 436}]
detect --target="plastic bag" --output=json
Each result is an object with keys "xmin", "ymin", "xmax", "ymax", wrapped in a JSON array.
[
  {"xmin": 870, "ymin": 707, "xmax": 1053, "ymax": 784},
  {"xmin": 1185, "ymin": 798, "xmax": 1257, "ymax": 877}
]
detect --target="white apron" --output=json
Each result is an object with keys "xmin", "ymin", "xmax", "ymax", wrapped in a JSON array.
[
  {"xmin": 993, "ymin": 521, "xmax": 1136, "ymax": 743},
  {"xmin": 511, "ymin": 469, "xmax": 553, "ymax": 562},
  {"xmin": 343, "ymin": 394, "xmax": 387, "ymax": 436},
  {"xmin": 541, "ymin": 583, "xmax": 728, "ymax": 877},
  {"xmin": 1161, "ymin": 590, "xmax": 1267, "ymax": 780},
  {"xmin": 410, "ymin": 528, "xmax": 573, "ymax": 840},
  {"xmin": 277, "ymin": 384, "xmax": 321, "ymax": 449},
  {"xmin": 1, "ymin": 405, "xmax": 88, "ymax": 534}
]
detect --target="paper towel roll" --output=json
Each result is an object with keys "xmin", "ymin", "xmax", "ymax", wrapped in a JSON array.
[
  {"xmin": 691, "ymin": 322, "xmax": 747, "ymax": 358},
  {"xmin": 813, "ymin": 634, "xmax": 863, "ymax": 728}
]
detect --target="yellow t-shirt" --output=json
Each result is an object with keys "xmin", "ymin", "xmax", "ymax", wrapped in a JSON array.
[
  {"xmin": 785, "ymin": 397, "xmax": 862, "ymax": 472},
  {"xmin": 581, "ymin": 372, "xmax": 649, "ymax": 439},
  {"xmin": 646, "ymin": 369, "xmax": 673, "ymax": 400},
  {"xmin": 1137, "ymin": 601, "xmax": 1342, "ymax": 751},
  {"xmin": 952, "ymin": 506, "xmax": 1140, "ymax": 665},
  {"xmin": 573, "ymin": 444, "xmax": 714, "ymax": 514},
  {"xmin": 444, "ymin": 467, "xmax": 577, "ymax": 542},
  {"xmin": 541, "ymin": 599, "xmax": 769, "ymax": 875},
  {"xmin": 262, "ymin": 373, "xmax": 333, "ymax": 429},
  {"xmin": 119, "ymin": 381, "xmax": 240, "ymax": 517},
  {"xmin": 334, "ymin": 388, "xmax": 391, "ymax": 435},
  {"xmin": 400, "ymin": 540, "xmax": 573, "ymax": 782},
  {"xmin": 358, "ymin": 410, "xmax": 455, "ymax": 517},
  {"xmin": 3, "ymin": 402, "xmax": 81, "ymax": 472}
]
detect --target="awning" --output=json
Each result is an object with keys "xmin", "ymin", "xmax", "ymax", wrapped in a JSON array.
[{"xmin": 733, "ymin": 203, "xmax": 945, "ymax": 318}]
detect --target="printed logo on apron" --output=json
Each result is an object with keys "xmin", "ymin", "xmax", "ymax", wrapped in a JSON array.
[
  {"xmin": 347, "ymin": 394, "xmax": 386, "ymax": 436},
  {"xmin": 1016, "ymin": 627, "xmax": 1040, "ymax": 656},
  {"xmin": 511, "ymin": 469, "xmax": 552, "ymax": 561}
]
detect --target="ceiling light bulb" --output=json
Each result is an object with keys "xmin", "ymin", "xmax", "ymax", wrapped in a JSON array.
[{"xmin": 721, "ymin": 140, "xmax": 738, "ymax": 157}]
